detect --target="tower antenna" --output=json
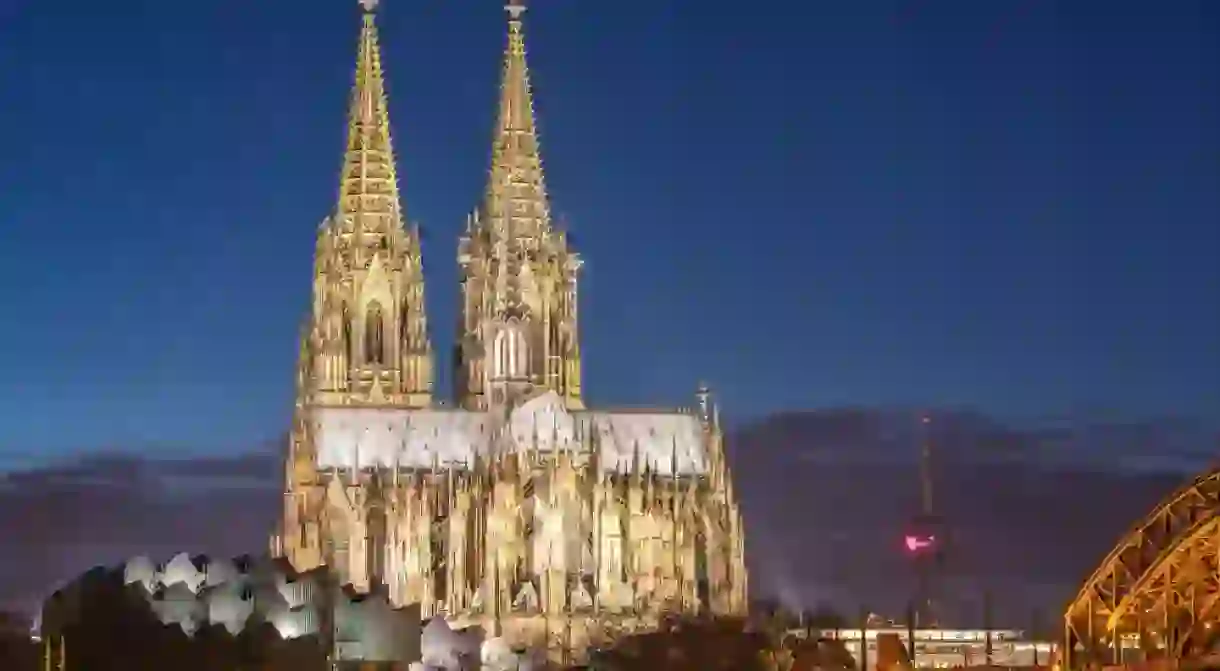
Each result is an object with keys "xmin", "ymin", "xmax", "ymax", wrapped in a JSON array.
[
  {"xmin": 920, "ymin": 415, "xmax": 933, "ymax": 517},
  {"xmin": 903, "ymin": 413, "xmax": 945, "ymax": 633}
]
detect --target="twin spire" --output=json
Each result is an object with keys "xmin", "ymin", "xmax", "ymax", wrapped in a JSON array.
[
  {"xmin": 340, "ymin": 0, "xmax": 548, "ymax": 240},
  {"xmin": 326, "ymin": 0, "xmax": 578, "ymax": 410}
]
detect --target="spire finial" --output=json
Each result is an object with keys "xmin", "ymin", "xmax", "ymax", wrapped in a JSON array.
[
  {"xmin": 360, "ymin": 0, "xmax": 380, "ymax": 12},
  {"xmin": 505, "ymin": 0, "xmax": 526, "ymax": 20}
]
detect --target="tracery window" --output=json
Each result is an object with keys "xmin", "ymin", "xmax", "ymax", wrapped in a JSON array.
[
  {"xmin": 341, "ymin": 303, "xmax": 353, "ymax": 363},
  {"xmin": 365, "ymin": 301, "xmax": 384, "ymax": 365},
  {"xmin": 695, "ymin": 532, "xmax": 710, "ymax": 606},
  {"xmin": 366, "ymin": 506, "xmax": 386, "ymax": 586},
  {"xmin": 400, "ymin": 300, "xmax": 410, "ymax": 347},
  {"xmin": 491, "ymin": 326, "xmax": 528, "ymax": 379}
]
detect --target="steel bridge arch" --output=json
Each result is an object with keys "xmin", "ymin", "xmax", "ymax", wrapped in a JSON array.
[{"xmin": 1064, "ymin": 468, "xmax": 1220, "ymax": 668}]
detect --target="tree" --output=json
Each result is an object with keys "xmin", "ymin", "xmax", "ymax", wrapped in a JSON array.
[
  {"xmin": 269, "ymin": 634, "xmax": 326, "ymax": 671},
  {"xmin": 235, "ymin": 614, "xmax": 281, "ymax": 669},
  {"xmin": 194, "ymin": 623, "xmax": 239, "ymax": 671},
  {"xmin": 591, "ymin": 616, "xmax": 775, "ymax": 671},
  {"xmin": 42, "ymin": 569, "xmax": 192, "ymax": 671},
  {"xmin": 0, "ymin": 611, "xmax": 37, "ymax": 671}
]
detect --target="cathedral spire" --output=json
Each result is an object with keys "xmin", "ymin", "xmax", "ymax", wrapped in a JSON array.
[
  {"xmin": 300, "ymin": 0, "xmax": 434, "ymax": 409},
  {"xmin": 337, "ymin": 0, "xmax": 405, "ymax": 241},
  {"xmin": 453, "ymin": 0, "xmax": 583, "ymax": 411},
  {"xmin": 485, "ymin": 0, "xmax": 551, "ymax": 239}
]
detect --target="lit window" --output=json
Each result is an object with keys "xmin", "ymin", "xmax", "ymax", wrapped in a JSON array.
[{"xmin": 491, "ymin": 327, "xmax": 528, "ymax": 379}]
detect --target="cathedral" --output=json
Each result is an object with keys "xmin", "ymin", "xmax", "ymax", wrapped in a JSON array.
[{"xmin": 271, "ymin": 0, "xmax": 748, "ymax": 659}]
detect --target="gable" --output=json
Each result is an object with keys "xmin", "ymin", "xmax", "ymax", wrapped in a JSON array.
[{"xmin": 508, "ymin": 390, "xmax": 577, "ymax": 451}]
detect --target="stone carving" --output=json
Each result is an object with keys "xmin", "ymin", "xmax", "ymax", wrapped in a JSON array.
[{"xmin": 278, "ymin": 397, "xmax": 748, "ymax": 659}]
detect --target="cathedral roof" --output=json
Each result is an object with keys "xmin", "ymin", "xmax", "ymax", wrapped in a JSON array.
[{"xmin": 310, "ymin": 391, "xmax": 709, "ymax": 475}]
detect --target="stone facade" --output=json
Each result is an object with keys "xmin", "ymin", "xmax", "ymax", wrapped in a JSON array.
[{"xmin": 271, "ymin": 2, "xmax": 748, "ymax": 663}]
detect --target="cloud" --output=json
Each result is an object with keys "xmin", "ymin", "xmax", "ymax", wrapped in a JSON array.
[
  {"xmin": 0, "ymin": 408, "xmax": 1212, "ymax": 628},
  {"xmin": 0, "ymin": 450, "xmax": 280, "ymax": 616},
  {"xmin": 730, "ymin": 408, "xmax": 1208, "ymax": 624}
]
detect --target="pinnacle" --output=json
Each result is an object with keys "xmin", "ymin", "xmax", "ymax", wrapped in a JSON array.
[
  {"xmin": 481, "ymin": 0, "xmax": 550, "ymax": 241},
  {"xmin": 335, "ymin": 3, "xmax": 406, "ymax": 241}
]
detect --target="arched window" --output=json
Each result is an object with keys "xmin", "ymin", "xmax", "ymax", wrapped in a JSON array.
[
  {"xmin": 328, "ymin": 514, "xmax": 349, "ymax": 579},
  {"xmin": 695, "ymin": 531, "xmax": 710, "ymax": 607},
  {"xmin": 492, "ymin": 327, "xmax": 528, "ymax": 380},
  {"xmin": 365, "ymin": 302, "xmax": 384, "ymax": 365},
  {"xmin": 400, "ymin": 300, "xmax": 410, "ymax": 347},
  {"xmin": 341, "ymin": 304, "xmax": 352, "ymax": 363},
  {"xmin": 366, "ymin": 505, "xmax": 386, "ymax": 586},
  {"xmin": 492, "ymin": 330, "xmax": 507, "ymax": 379}
]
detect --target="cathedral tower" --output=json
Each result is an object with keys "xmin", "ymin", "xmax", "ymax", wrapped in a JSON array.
[
  {"xmin": 454, "ymin": 0, "xmax": 584, "ymax": 412},
  {"xmin": 276, "ymin": 0, "xmax": 432, "ymax": 578},
  {"xmin": 305, "ymin": 0, "xmax": 433, "ymax": 409}
]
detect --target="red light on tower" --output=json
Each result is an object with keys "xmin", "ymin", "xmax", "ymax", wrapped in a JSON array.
[{"xmin": 904, "ymin": 534, "xmax": 937, "ymax": 554}]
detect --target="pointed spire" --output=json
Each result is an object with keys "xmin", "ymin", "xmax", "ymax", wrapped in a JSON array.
[
  {"xmin": 483, "ymin": 0, "xmax": 551, "ymax": 240},
  {"xmin": 337, "ymin": 0, "xmax": 407, "ymax": 241}
]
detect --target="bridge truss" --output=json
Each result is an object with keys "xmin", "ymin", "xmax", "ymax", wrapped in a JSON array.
[{"xmin": 1064, "ymin": 468, "xmax": 1220, "ymax": 668}]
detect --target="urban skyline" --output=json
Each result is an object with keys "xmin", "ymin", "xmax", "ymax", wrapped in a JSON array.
[{"xmin": 0, "ymin": 0, "xmax": 1217, "ymax": 662}]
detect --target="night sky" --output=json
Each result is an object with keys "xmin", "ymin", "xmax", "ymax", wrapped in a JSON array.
[{"xmin": 0, "ymin": 0, "xmax": 1217, "ymax": 619}]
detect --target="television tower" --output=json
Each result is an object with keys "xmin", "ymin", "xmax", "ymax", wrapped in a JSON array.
[{"xmin": 903, "ymin": 414, "xmax": 946, "ymax": 628}]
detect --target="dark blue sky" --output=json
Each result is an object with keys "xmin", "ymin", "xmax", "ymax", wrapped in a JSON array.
[{"xmin": 1, "ymin": 0, "xmax": 1216, "ymax": 463}]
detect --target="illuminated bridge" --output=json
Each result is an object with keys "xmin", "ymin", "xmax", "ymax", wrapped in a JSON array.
[{"xmin": 1064, "ymin": 467, "xmax": 1220, "ymax": 668}]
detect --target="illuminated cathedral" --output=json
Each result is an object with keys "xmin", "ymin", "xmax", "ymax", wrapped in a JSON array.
[{"xmin": 271, "ymin": 0, "xmax": 748, "ymax": 660}]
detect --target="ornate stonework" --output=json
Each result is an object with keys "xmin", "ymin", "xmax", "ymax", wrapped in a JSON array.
[
  {"xmin": 454, "ymin": 0, "xmax": 584, "ymax": 413},
  {"xmin": 272, "ymin": 1, "xmax": 748, "ymax": 663},
  {"xmin": 301, "ymin": 5, "xmax": 432, "ymax": 411}
]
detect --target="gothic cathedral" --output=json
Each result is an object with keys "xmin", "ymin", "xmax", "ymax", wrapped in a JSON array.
[{"xmin": 271, "ymin": 0, "xmax": 748, "ymax": 659}]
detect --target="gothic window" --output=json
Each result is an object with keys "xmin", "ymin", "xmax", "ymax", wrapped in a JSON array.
[
  {"xmin": 431, "ymin": 534, "xmax": 447, "ymax": 604},
  {"xmin": 465, "ymin": 513, "xmax": 480, "ymax": 593},
  {"xmin": 400, "ymin": 300, "xmax": 410, "ymax": 347},
  {"xmin": 491, "ymin": 327, "xmax": 528, "ymax": 380},
  {"xmin": 365, "ymin": 301, "xmax": 385, "ymax": 365},
  {"xmin": 366, "ymin": 506, "xmax": 386, "ymax": 586},
  {"xmin": 695, "ymin": 532, "xmax": 710, "ymax": 607},
  {"xmin": 341, "ymin": 304, "xmax": 353, "ymax": 363}
]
